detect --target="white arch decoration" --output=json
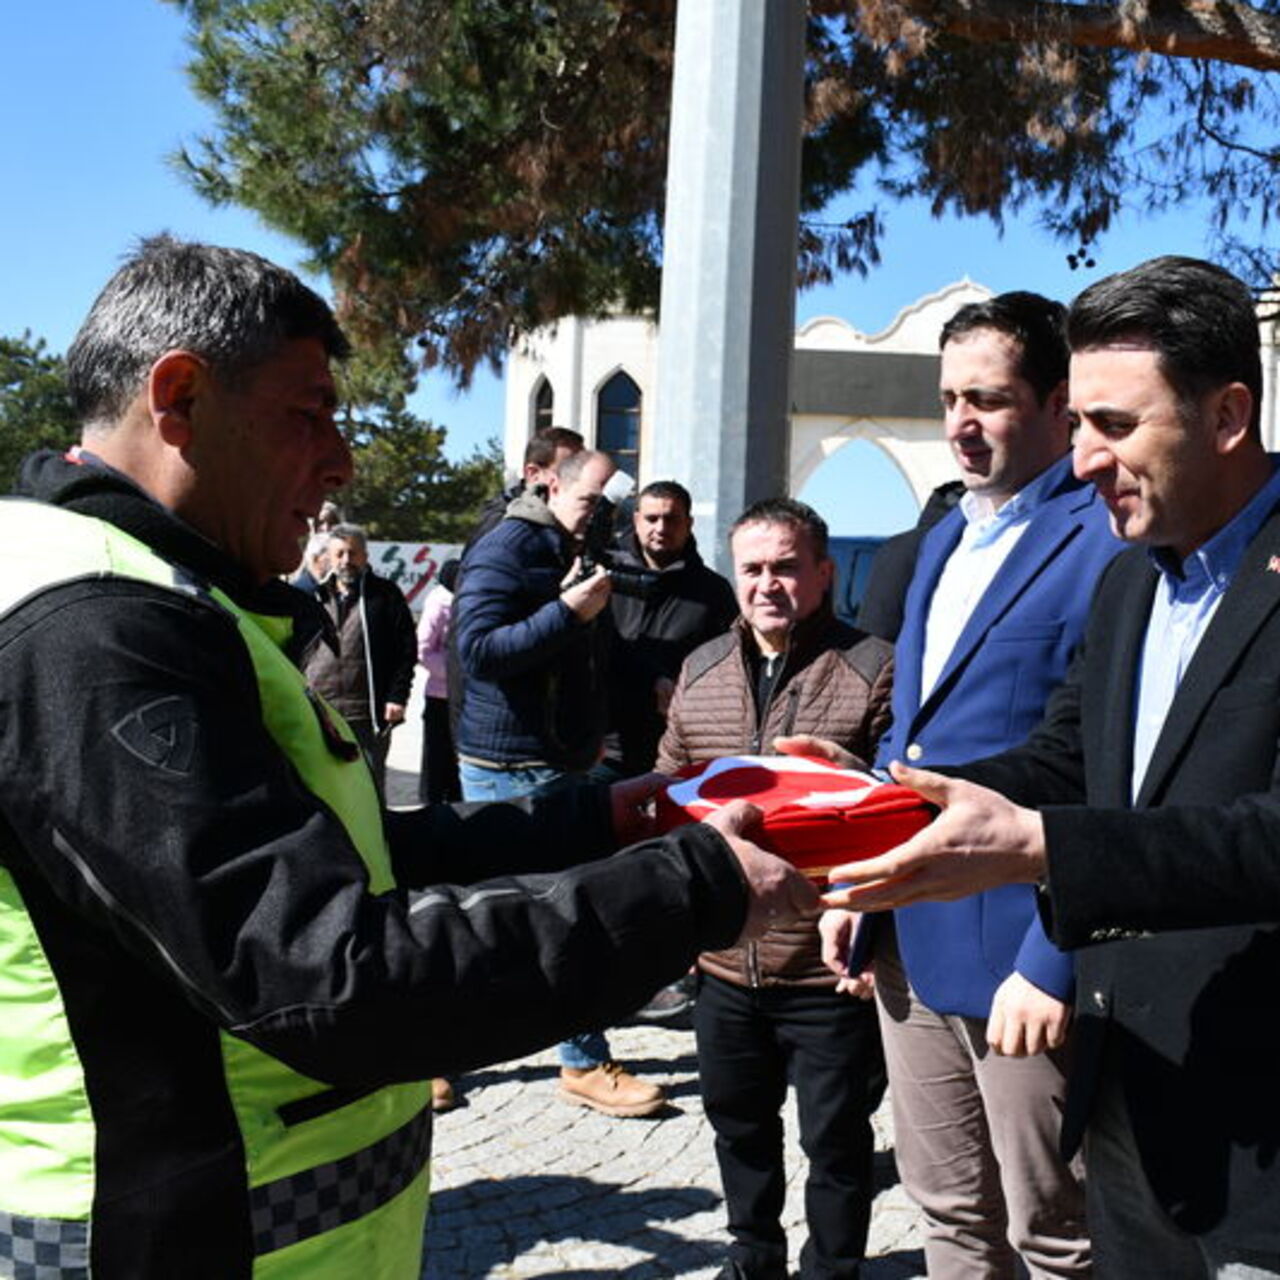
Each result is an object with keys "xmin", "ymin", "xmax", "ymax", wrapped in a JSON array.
[{"xmin": 789, "ymin": 414, "xmax": 953, "ymax": 509}]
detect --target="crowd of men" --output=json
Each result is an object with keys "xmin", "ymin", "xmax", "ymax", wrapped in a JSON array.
[{"xmin": 0, "ymin": 235, "xmax": 1276, "ymax": 1280}]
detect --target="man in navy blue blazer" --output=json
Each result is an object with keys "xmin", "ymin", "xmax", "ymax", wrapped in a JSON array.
[{"xmin": 821, "ymin": 292, "xmax": 1122, "ymax": 1279}]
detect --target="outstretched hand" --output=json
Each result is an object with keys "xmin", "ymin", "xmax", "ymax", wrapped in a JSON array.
[
  {"xmin": 820, "ymin": 763, "xmax": 1047, "ymax": 912},
  {"xmin": 609, "ymin": 772, "xmax": 665, "ymax": 846},
  {"xmin": 703, "ymin": 800, "xmax": 821, "ymax": 942},
  {"xmin": 772, "ymin": 734, "xmax": 862, "ymax": 770}
]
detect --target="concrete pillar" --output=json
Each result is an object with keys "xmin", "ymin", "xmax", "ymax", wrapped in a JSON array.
[
  {"xmin": 652, "ymin": 0, "xmax": 806, "ymax": 574},
  {"xmin": 566, "ymin": 315, "xmax": 584, "ymax": 438}
]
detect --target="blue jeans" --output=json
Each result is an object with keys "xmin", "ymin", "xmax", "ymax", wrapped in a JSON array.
[
  {"xmin": 458, "ymin": 759, "xmax": 563, "ymax": 802},
  {"xmin": 458, "ymin": 758, "xmax": 611, "ymax": 1070}
]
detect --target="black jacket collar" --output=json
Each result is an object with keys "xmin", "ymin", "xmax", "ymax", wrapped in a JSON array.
[
  {"xmin": 15, "ymin": 449, "xmax": 331, "ymax": 660},
  {"xmin": 612, "ymin": 525, "xmax": 708, "ymax": 575}
]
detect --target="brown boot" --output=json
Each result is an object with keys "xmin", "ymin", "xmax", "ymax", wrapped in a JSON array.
[{"xmin": 558, "ymin": 1061, "xmax": 666, "ymax": 1117}]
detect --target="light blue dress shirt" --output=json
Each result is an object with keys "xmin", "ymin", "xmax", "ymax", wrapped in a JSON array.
[
  {"xmin": 920, "ymin": 462, "xmax": 1064, "ymax": 699},
  {"xmin": 1132, "ymin": 459, "xmax": 1280, "ymax": 800}
]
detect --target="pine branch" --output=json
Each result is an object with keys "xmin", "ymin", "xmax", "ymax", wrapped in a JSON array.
[{"xmin": 898, "ymin": 1, "xmax": 1280, "ymax": 73}]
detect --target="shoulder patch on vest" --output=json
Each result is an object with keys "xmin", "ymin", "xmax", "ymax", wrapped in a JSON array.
[{"xmin": 111, "ymin": 696, "xmax": 198, "ymax": 775}]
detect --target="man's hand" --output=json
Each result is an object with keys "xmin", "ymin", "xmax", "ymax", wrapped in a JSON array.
[
  {"xmin": 383, "ymin": 702, "xmax": 406, "ymax": 727},
  {"xmin": 703, "ymin": 800, "xmax": 821, "ymax": 942},
  {"xmin": 609, "ymin": 772, "xmax": 665, "ymax": 847},
  {"xmin": 986, "ymin": 972, "xmax": 1072, "ymax": 1057},
  {"xmin": 821, "ymin": 763, "xmax": 1047, "ymax": 911},
  {"xmin": 561, "ymin": 562, "xmax": 612, "ymax": 621},
  {"xmin": 819, "ymin": 908, "xmax": 875, "ymax": 1000},
  {"xmin": 773, "ymin": 734, "xmax": 863, "ymax": 770}
]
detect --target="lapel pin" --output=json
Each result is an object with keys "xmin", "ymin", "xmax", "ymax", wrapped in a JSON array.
[{"xmin": 1269, "ymin": 556, "xmax": 1280, "ymax": 574}]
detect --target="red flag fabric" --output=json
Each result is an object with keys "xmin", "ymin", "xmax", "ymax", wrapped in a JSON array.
[{"xmin": 656, "ymin": 754, "xmax": 933, "ymax": 883}]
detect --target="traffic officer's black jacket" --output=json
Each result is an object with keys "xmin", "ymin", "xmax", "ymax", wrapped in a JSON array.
[{"xmin": 0, "ymin": 452, "xmax": 750, "ymax": 1237}]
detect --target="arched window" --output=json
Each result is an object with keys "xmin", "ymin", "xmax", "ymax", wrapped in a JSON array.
[
  {"xmin": 532, "ymin": 377, "xmax": 555, "ymax": 434},
  {"xmin": 596, "ymin": 371, "xmax": 641, "ymax": 479}
]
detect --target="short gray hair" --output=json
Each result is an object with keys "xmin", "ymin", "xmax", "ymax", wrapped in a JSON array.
[
  {"xmin": 327, "ymin": 523, "xmax": 368, "ymax": 550},
  {"xmin": 67, "ymin": 234, "xmax": 350, "ymax": 430}
]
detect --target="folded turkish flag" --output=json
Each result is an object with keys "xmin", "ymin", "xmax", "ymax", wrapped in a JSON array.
[{"xmin": 657, "ymin": 754, "xmax": 934, "ymax": 882}]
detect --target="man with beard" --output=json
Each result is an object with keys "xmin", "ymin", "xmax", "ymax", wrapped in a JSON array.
[
  {"xmin": 303, "ymin": 522, "xmax": 417, "ymax": 793},
  {"xmin": 821, "ymin": 292, "xmax": 1121, "ymax": 1279},
  {"xmin": 604, "ymin": 480, "xmax": 738, "ymax": 778}
]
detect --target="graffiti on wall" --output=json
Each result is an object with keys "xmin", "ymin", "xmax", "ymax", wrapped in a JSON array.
[{"xmin": 369, "ymin": 542, "xmax": 464, "ymax": 610}]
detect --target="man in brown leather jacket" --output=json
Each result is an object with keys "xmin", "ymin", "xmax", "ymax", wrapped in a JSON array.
[{"xmin": 657, "ymin": 497, "xmax": 894, "ymax": 1280}]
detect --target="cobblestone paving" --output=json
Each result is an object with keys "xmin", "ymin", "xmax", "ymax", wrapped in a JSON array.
[{"xmin": 420, "ymin": 1025, "xmax": 924, "ymax": 1279}]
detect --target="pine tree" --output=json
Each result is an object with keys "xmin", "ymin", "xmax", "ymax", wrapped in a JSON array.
[
  {"xmin": 168, "ymin": 0, "xmax": 1280, "ymax": 381},
  {"xmin": 0, "ymin": 333, "xmax": 79, "ymax": 491}
]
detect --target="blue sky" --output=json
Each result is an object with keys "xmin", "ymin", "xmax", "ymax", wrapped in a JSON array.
[{"xmin": 1, "ymin": 3, "xmax": 1259, "ymax": 534}]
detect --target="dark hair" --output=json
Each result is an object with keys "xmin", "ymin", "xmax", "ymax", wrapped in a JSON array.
[
  {"xmin": 438, "ymin": 558, "xmax": 461, "ymax": 592},
  {"xmin": 1067, "ymin": 256, "xmax": 1262, "ymax": 436},
  {"xmin": 729, "ymin": 496, "xmax": 829, "ymax": 561},
  {"xmin": 67, "ymin": 235, "xmax": 349, "ymax": 429},
  {"xmin": 638, "ymin": 480, "xmax": 692, "ymax": 515},
  {"xmin": 940, "ymin": 291, "xmax": 1069, "ymax": 403},
  {"xmin": 523, "ymin": 426, "xmax": 585, "ymax": 468}
]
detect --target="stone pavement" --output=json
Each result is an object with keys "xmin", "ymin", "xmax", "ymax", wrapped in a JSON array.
[
  {"xmin": 420, "ymin": 1023, "xmax": 925, "ymax": 1279},
  {"xmin": 384, "ymin": 729, "xmax": 927, "ymax": 1280}
]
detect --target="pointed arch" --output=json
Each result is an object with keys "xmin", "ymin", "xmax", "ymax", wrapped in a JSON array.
[
  {"xmin": 531, "ymin": 375, "xmax": 555, "ymax": 435},
  {"xmin": 595, "ymin": 369, "xmax": 641, "ymax": 478}
]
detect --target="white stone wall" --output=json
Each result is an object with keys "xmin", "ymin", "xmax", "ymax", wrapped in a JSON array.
[
  {"xmin": 1258, "ymin": 291, "xmax": 1280, "ymax": 452},
  {"xmin": 504, "ymin": 280, "xmax": 974, "ymax": 503},
  {"xmin": 794, "ymin": 279, "xmax": 990, "ymax": 355},
  {"xmin": 505, "ymin": 314, "xmax": 659, "ymax": 482}
]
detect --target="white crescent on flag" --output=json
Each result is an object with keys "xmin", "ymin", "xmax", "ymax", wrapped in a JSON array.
[{"xmin": 663, "ymin": 754, "xmax": 883, "ymax": 817}]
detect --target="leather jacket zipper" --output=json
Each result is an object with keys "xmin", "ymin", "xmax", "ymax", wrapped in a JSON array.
[{"xmin": 746, "ymin": 643, "xmax": 794, "ymax": 987}]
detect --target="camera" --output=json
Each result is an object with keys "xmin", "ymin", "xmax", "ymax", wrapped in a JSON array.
[
  {"xmin": 576, "ymin": 545, "xmax": 661, "ymax": 600},
  {"xmin": 571, "ymin": 471, "xmax": 661, "ymax": 600}
]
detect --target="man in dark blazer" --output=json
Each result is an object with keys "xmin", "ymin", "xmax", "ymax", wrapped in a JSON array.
[
  {"xmin": 847, "ymin": 293, "xmax": 1120, "ymax": 1279},
  {"xmin": 824, "ymin": 256, "xmax": 1280, "ymax": 1278},
  {"xmin": 854, "ymin": 480, "xmax": 962, "ymax": 643}
]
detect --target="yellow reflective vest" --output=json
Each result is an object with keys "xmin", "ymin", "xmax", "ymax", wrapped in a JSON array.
[{"xmin": 0, "ymin": 501, "xmax": 430, "ymax": 1278}]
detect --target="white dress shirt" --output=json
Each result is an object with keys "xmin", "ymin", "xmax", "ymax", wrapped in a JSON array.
[{"xmin": 920, "ymin": 466, "xmax": 1060, "ymax": 700}]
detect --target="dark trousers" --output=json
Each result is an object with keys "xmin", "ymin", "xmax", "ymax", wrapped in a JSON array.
[
  {"xmin": 348, "ymin": 717, "xmax": 389, "ymax": 798},
  {"xmin": 695, "ymin": 972, "xmax": 886, "ymax": 1280},
  {"xmin": 1087, "ymin": 1059, "xmax": 1280, "ymax": 1279},
  {"xmin": 418, "ymin": 696, "xmax": 460, "ymax": 804}
]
